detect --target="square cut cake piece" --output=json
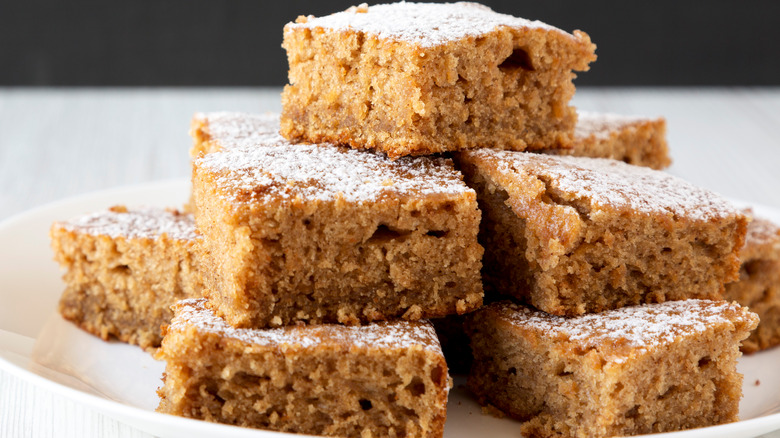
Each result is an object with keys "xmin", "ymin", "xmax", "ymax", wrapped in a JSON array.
[
  {"xmin": 192, "ymin": 133, "xmax": 483, "ymax": 328},
  {"xmin": 51, "ymin": 206, "xmax": 203, "ymax": 350},
  {"xmin": 544, "ymin": 111, "xmax": 671, "ymax": 170},
  {"xmin": 455, "ymin": 151, "xmax": 748, "ymax": 316},
  {"xmin": 189, "ymin": 111, "xmax": 280, "ymax": 158},
  {"xmin": 465, "ymin": 300, "xmax": 758, "ymax": 438},
  {"xmin": 725, "ymin": 210, "xmax": 780, "ymax": 353},
  {"xmin": 185, "ymin": 112, "xmax": 282, "ymax": 213},
  {"xmin": 281, "ymin": 2, "xmax": 596, "ymax": 158},
  {"xmin": 156, "ymin": 299, "xmax": 450, "ymax": 438}
]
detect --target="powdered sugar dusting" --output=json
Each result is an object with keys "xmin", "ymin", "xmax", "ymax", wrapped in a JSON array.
[
  {"xmin": 197, "ymin": 135, "xmax": 470, "ymax": 204},
  {"xmin": 575, "ymin": 111, "xmax": 656, "ymax": 141},
  {"xmin": 57, "ymin": 206, "xmax": 198, "ymax": 241},
  {"xmin": 470, "ymin": 150, "xmax": 738, "ymax": 221},
  {"xmin": 496, "ymin": 300, "xmax": 755, "ymax": 361},
  {"xmin": 172, "ymin": 299, "xmax": 443, "ymax": 353},
  {"xmin": 194, "ymin": 112, "xmax": 280, "ymax": 152},
  {"xmin": 287, "ymin": 2, "xmax": 564, "ymax": 47}
]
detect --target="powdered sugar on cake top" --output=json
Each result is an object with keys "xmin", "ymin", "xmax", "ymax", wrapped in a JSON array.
[
  {"xmin": 575, "ymin": 111, "xmax": 655, "ymax": 141},
  {"xmin": 197, "ymin": 134, "xmax": 470, "ymax": 204},
  {"xmin": 172, "ymin": 299, "xmax": 443, "ymax": 353},
  {"xmin": 470, "ymin": 150, "xmax": 739, "ymax": 221},
  {"xmin": 498, "ymin": 300, "xmax": 755, "ymax": 362},
  {"xmin": 195, "ymin": 112, "xmax": 280, "ymax": 151},
  {"xmin": 286, "ymin": 2, "xmax": 564, "ymax": 47},
  {"xmin": 743, "ymin": 212, "xmax": 780, "ymax": 252},
  {"xmin": 58, "ymin": 207, "xmax": 198, "ymax": 241}
]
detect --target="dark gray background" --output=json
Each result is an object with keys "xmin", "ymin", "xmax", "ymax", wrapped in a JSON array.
[{"xmin": 2, "ymin": 1, "xmax": 777, "ymax": 86}]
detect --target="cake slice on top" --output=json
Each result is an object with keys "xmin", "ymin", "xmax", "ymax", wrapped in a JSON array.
[{"xmin": 281, "ymin": 2, "xmax": 596, "ymax": 158}]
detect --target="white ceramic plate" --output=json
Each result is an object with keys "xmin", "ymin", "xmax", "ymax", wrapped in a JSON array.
[{"xmin": 1, "ymin": 179, "xmax": 779, "ymax": 438}]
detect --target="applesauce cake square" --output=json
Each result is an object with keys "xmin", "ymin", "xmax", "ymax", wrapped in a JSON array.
[
  {"xmin": 465, "ymin": 300, "xmax": 758, "ymax": 437},
  {"xmin": 455, "ymin": 150, "xmax": 747, "ymax": 316},
  {"xmin": 544, "ymin": 111, "xmax": 671, "ymax": 170},
  {"xmin": 51, "ymin": 206, "xmax": 203, "ymax": 350},
  {"xmin": 156, "ymin": 299, "xmax": 450, "ymax": 438},
  {"xmin": 725, "ymin": 209, "xmax": 780, "ymax": 353},
  {"xmin": 185, "ymin": 112, "xmax": 282, "ymax": 213},
  {"xmin": 281, "ymin": 2, "xmax": 596, "ymax": 158},
  {"xmin": 189, "ymin": 111, "xmax": 280, "ymax": 158},
  {"xmin": 192, "ymin": 132, "xmax": 483, "ymax": 328}
]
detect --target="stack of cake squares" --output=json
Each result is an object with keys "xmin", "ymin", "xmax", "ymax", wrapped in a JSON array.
[{"xmin": 49, "ymin": 3, "xmax": 780, "ymax": 438}]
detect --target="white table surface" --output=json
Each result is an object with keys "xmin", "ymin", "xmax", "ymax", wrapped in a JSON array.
[{"xmin": 1, "ymin": 87, "xmax": 779, "ymax": 437}]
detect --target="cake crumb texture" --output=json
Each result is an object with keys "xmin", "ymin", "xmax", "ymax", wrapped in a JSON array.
[
  {"xmin": 52, "ymin": 206, "xmax": 204, "ymax": 350},
  {"xmin": 193, "ymin": 137, "xmax": 483, "ymax": 328},
  {"xmin": 725, "ymin": 210, "xmax": 780, "ymax": 353},
  {"xmin": 466, "ymin": 300, "xmax": 758, "ymax": 437},
  {"xmin": 156, "ymin": 299, "xmax": 450, "ymax": 437},
  {"xmin": 456, "ymin": 150, "xmax": 747, "ymax": 315},
  {"xmin": 281, "ymin": 2, "xmax": 596, "ymax": 157},
  {"xmin": 544, "ymin": 111, "xmax": 671, "ymax": 170}
]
